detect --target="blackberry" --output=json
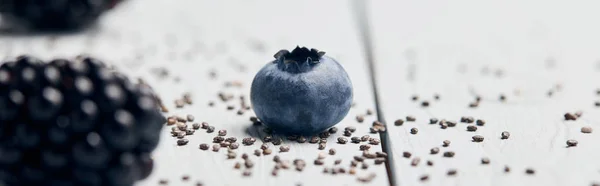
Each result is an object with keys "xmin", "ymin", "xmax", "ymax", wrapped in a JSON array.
[
  {"xmin": 0, "ymin": 0, "xmax": 122, "ymax": 30},
  {"xmin": 0, "ymin": 55, "xmax": 164, "ymax": 186}
]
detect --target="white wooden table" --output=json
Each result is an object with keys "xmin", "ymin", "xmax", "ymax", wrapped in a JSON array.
[{"xmin": 1, "ymin": 0, "xmax": 600, "ymax": 185}]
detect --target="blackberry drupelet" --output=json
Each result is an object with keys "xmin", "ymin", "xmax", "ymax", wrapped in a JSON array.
[
  {"xmin": 0, "ymin": 55, "xmax": 164, "ymax": 186},
  {"xmin": 0, "ymin": 0, "xmax": 123, "ymax": 30}
]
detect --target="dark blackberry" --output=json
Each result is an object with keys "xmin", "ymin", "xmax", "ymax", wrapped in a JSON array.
[
  {"xmin": 0, "ymin": 55, "xmax": 164, "ymax": 186},
  {"xmin": 0, "ymin": 0, "xmax": 123, "ymax": 30}
]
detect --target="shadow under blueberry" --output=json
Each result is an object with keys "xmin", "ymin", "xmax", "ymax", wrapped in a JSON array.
[{"xmin": 244, "ymin": 122, "xmax": 337, "ymax": 145}]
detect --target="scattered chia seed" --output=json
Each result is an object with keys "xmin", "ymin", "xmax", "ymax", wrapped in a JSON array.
[
  {"xmin": 227, "ymin": 152, "xmax": 236, "ymax": 159},
  {"xmin": 186, "ymin": 114, "xmax": 195, "ymax": 122},
  {"xmin": 296, "ymin": 136, "xmax": 307, "ymax": 143},
  {"xmin": 366, "ymin": 109, "xmax": 373, "ymax": 115},
  {"xmin": 177, "ymin": 139, "xmax": 189, "ymax": 146},
  {"xmin": 177, "ymin": 123, "xmax": 187, "ymax": 131},
  {"xmin": 199, "ymin": 143, "xmax": 209, "ymax": 150},
  {"xmin": 335, "ymin": 159, "xmax": 342, "ymax": 165},
  {"xmin": 272, "ymin": 138, "xmax": 283, "ymax": 145},
  {"xmin": 440, "ymin": 123, "xmax": 448, "ymax": 129},
  {"xmin": 406, "ymin": 116, "xmax": 416, "ymax": 122},
  {"xmin": 443, "ymin": 140, "xmax": 451, "ymax": 147},
  {"xmin": 430, "ymin": 147, "xmax": 440, "ymax": 154},
  {"xmin": 175, "ymin": 99, "xmax": 185, "ymax": 108},
  {"xmin": 525, "ymin": 168, "xmax": 535, "ymax": 175},
  {"xmin": 177, "ymin": 132, "xmax": 186, "ymax": 139},
  {"xmin": 446, "ymin": 120, "xmax": 457, "ymax": 127},
  {"xmin": 263, "ymin": 148, "xmax": 273, "ymax": 155},
  {"xmin": 245, "ymin": 160, "xmax": 254, "ymax": 168},
  {"xmin": 376, "ymin": 152, "xmax": 387, "ymax": 157},
  {"xmin": 261, "ymin": 143, "xmax": 269, "ymax": 150},
  {"xmin": 403, "ymin": 151, "xmax": 412, "ymax": 158},
  {"xmin": 234, "ymin": 162, "xmax": 241, "ymax": 169},
  {"xmin": 361, "ymin": 135, "xmax": 370, "ymax": 142},
  {"xmin": 476, "ymin": 119, "xmax": 485, "ymax": 126},
  {"xmin": 280, "ymin": 145, "xmax": 290, "ymax": 152},
  {"xmin": 504, "ymin": 166, "xmax": 510, "ymax": 173},
  {"xmin": 159, "ymin": 179, "xmax": 169, "ymax": 185},
  {"xmin": 242, "ymin": 170, "xmax": 251, "ymax": 176},
  {"xmin": 394, "ymin": 119, "xmax": 404, "ymax": 126},
  {"xmin": 412, "ymin": 95, "xmax": 419, "ymax": 101},
  {"xmin": 421, "ymin": 101, "xmax": 429, "ymax": 107},
  {"xmin": 337, "ymin": 137, "xmax": 348, "ymax": 144},
  {"xmin": 314, "ymin": 159, "xmax": 324, "ymax": 165},
  {"xmin": 419, "ymin": 175, "xmax": 429, "ymax": 182},
  {"xmin": 167, "ymin": 118, "xmax": 177, "ymax": 125},
  {"xmin": 263, "ymin": 135, "xmax": 273, "ymax": 142},
  {"xmin": 447, "ymin": 169, "xmax": 457, "ymax": 176},
  {"xmin": 186, "ymin": 129, "xmax": 195, "ymax": 135},
  {"xmin": 360, "ymin": 145, "xmax": 371, "ymax": 151},
  {"xmin": 213, "ymin": 136, "xmax": 224, "ymax": 143},
  {"xmin": 354, "ymin": 156, "xmax": 365, "ymax": 162},
  {"xmin": 443, "ymin": 151, "xmax": 455, "ymax": 157},
  {"xmin": 582, "ymin": 126, "xmax": 593, "ymax": 133},
  {"xmin": 314, "ymin": 133, "xmax": 327, "ymax": 140},
  {"xmin": 329, "ymin": 148, "xmax": 336, "ymax": 155},
  {"xmin": 427, "ymin": 160, "xmax": 433, "ymax": 166},
  {"xmin": 207, "ymin": 126, "xmax": 215, "ymax": 133},
  {"xmin": 411, "ymin": 157, "xmax": 421, "ymax": 166},
  {"xmin": 467, "ymin": 125, "xmax": 477, "ymax": 132},
  {"xmin": 218, "ymin": 130, "xmax": 227, "ymax": 136},
  {"xmin": 481, "ymin": 157, "xmax": 490, "ymax": 164},
  {"xmin": 567, "ymin": 139, "xmax": 578, "ymax": 147},
  {"xmin": 369, "ymin": 138, "xmax": 380, "ymax": 145},
  {"xmin": 345, "ymin": 126, "xmax": 357, "ymax": 133},
  {"xmin": 429, "ymin": 118, "xmax": 438, "ymax": 124},
  {"xmin": 460, "ymin": 116, "xmax": 474, "ymax": 123},
  {"xmin": 374, "ymin": 158, "xmax": 386, "ymax": 165},
  {"xmin": 318, "ymin": 143, "xmax": 326, "ymax": 150},
  {"xmin": 201, "ymin": 122, "xmax": 209, "ymax": 129},
  {"xmin": 351, "ymin": 137, "xmax": 361, "ymax": 143},
  {"xmin": 328, "ymin": 127, "xmax": 338, "ymax": 134},
  {"xmin": 309, "ymin": 136, "xmax": 320, "ymax": 144},
  {"xmin": 565, "ymin": 113, "xmax": 578, "ymax": 121},
  {"xmin": 212, "ymin": 144, "xmax": 220, "ymax": 152},
  {"xmin": 410, "ymin": 128, "xmax": 418, "ymax": 134},
  {"xmin": 472, "ymin": 135, "xmax": 484, "ymax": 142},
  {"xmin": 356, "ymin": 115, "xmax": 365, "ymax": 123},
  {"xmin": 344, "ymin": 130, "xmax": 353, "ymax": 136},
  {"xmin": 192, "ymin": 123, "xmax": 200, "ymax": 130},
  {"xmin": 501, "ymin": 131, "xmax": 510, "ymax": 139},
  {"xmin": 242, "ymin": 137, "xmax": 256, "ymax": 145},
  {"xmin": 229, "ymin": 143, "xmax": 239, "ymax": 149}
]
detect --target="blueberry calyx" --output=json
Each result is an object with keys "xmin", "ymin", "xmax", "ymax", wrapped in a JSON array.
[{"xmin": 274, "ymin": 46, "xmax": 326, "ymax": 73}]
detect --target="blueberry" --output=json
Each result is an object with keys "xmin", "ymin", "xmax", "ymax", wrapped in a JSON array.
[{"xmin": 250, "ymin": 46, "xmax": 353, "ymax": 135}]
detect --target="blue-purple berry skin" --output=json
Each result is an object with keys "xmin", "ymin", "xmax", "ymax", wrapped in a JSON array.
[{"xmin": 250, "ymin": 47, "xmax": 353, "ymax": 135}]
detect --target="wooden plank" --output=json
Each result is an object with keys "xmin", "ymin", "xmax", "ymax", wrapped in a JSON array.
[
  {"xmin": 0, "ymin": 0, "xmax": 389, "ymax": 185},
  {"xmin": 370, "ymin": 0, "xmax": 600, "ymax": 185}
]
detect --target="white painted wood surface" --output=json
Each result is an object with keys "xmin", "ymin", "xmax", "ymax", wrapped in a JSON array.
[
  {"xmin": 370, "ymin": 0, "xmax": 600, "ymax": 185},
  {"xmin": 0, "ymin": 0, "xmax": 388, "ymax": 185}
]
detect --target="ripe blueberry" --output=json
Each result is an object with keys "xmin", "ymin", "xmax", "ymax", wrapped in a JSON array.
[{"xmin": 250, "ymin": 46, "xmax": 353, "ymax": 135}]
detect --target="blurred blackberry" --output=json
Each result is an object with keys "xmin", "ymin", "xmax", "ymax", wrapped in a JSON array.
[
  {"xmin": 0, "ymin": 0, "xmax": 123, "ymax": 30},
  {"xmin": 0, "ymin": 55, "xmax": 165, "ymax": 186}
]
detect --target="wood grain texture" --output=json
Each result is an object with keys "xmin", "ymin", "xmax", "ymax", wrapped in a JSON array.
[
  {"xmin": 369, "ymin": 0, "xmax": 600, "ymax": 186},
  {"xmin": 0, "ymin": 0, "xmax": 388, "ymax": 185}
]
